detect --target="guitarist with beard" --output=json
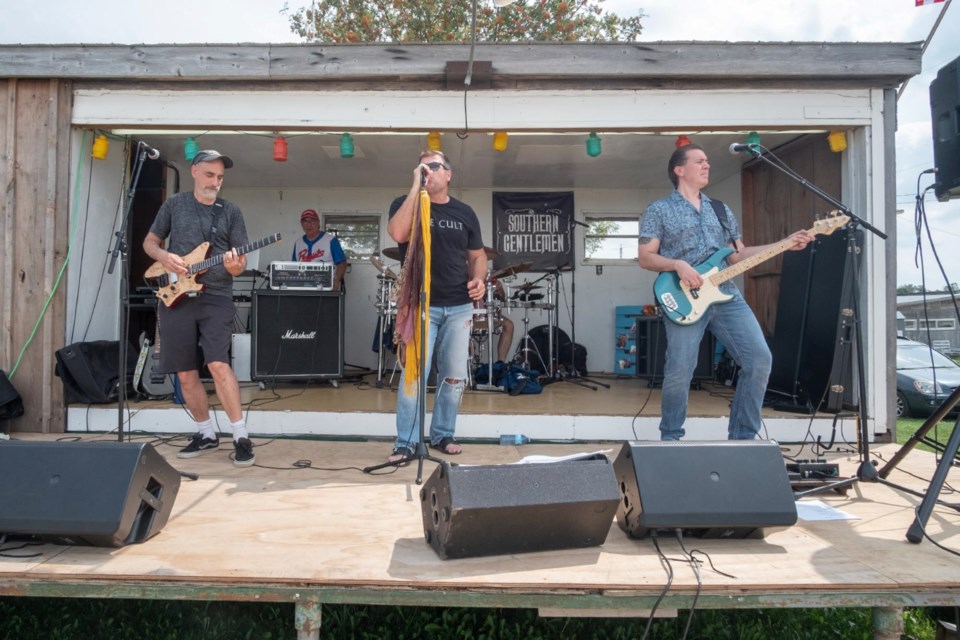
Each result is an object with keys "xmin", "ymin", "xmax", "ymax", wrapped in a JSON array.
[
  {"xmin": 638, "ymin": 143, "xmax": 815, "ymax": 441},
  {"xmin": 142, "ymin": 150, "xmax": 255, "ymax": 468}
]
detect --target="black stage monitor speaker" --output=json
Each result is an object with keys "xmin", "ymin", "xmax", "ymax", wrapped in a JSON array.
[
  {"xmin": 420, "ymin": 456, "xmax": 620, "ymax": 559},
  {"xmin": 252, "ymin": 290, "xmax": 344, "ymax": 380},
  {"xmin": 613, "ymin": 440, "xmax": 797, "ymax": 540},
  {"xmin": 0, "ymin": 441, "xmax": 181, "ymax": 546},
  {"xmin": 930, "ymin": 54, "xmax": 960, "ymax": 201}
]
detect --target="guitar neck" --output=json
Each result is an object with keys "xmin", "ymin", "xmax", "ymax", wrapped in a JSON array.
[
  {"xmin": 709, "ymin": 226, "xmax": 815, "ymax": 286},
  {"xmin": 188, "ymin": 234, "xmax": 280, "ymax": 275}
]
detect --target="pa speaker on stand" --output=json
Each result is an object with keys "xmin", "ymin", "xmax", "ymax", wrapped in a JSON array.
[{"xmin": 930, "ymin": 54, "xmax": 960, "ymax": 201}]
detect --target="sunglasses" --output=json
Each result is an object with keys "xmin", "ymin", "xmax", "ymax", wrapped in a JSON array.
[{"xmin": 424, "ymin": 161, "xmax": 449, "ymax": 171}]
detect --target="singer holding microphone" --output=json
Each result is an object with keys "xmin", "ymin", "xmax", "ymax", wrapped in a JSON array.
[
  {"xmin": 638, "ymin": 143, "xmax": 814, "ymax": 441},
  {"xmin": 385, "ymin": 150, "xmax": 487, "ymax": 463}
]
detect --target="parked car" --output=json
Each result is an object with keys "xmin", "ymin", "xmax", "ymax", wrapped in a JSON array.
[{"xmin": 896, "ymin": 337, "xmax": 960, "ymax": 418}]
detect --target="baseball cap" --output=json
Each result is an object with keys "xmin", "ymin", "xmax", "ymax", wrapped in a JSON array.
[
  {"xmin": 300, "ymin": 209, "xmax": 320, "ymax": 222},
  {"xmin": 192, "ymin": 150, "xmax": 234, "ymax": 169}
]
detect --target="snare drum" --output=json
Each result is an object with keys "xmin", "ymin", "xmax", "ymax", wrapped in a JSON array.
[{"xmin": 471, "ymin": 299, "xmax": 502, "ymax": 333}]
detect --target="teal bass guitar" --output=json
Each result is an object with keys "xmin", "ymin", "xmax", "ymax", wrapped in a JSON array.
[{"xmin": 653, "ymin": 213, "xmax": 849, "ymax": 325}]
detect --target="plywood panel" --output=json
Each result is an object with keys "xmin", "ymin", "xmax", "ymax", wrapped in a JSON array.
[
  {"xmin": 3, "ymin": 79, "xmax": 71, "ymax": 433},
  {"xmin": 741, "ymin": 135, "xmax": 842, "ymax": 335}
]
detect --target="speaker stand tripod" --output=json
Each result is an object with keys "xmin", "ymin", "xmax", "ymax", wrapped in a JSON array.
[{"xmin": 877, "ymin": 386, "xmax": 960, "ymax": 541}]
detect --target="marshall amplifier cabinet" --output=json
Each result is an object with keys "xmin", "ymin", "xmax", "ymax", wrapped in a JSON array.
[
  {"xmin": 268, "ymin": 261, "xmax": 334, "ymax": 291},
  {"xmin": 251, "ymin": 290, "xmax": 344, "ymax": 380}
]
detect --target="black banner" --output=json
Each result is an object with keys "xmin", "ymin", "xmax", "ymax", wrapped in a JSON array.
[{"xmin": 492, "ymin": 192, "xmax": 574, "ymax": 273}]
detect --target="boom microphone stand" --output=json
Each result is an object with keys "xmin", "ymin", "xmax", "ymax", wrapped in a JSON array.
[
  {"xmin": 739, "ymin": 142, "xmax": 895, "ymax": 498},
  {"xmin": 364, "ymin": 186, "xmax": 442, "ymax": 484},
  {"xmin": 107, "ymin": 140, "xmax": 153, "ymax": 443}
]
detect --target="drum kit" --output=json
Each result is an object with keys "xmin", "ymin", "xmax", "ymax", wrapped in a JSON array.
[{"xmin": 371, "ymin": 246, "xmax": 557, "ymax": 389}]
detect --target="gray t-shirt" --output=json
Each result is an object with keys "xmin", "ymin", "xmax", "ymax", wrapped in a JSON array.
[{"xmin": 149, "ymin": 192, "xmax": 248, "ymax": 298}]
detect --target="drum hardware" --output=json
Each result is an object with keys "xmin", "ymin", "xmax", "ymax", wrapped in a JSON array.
[
  {"xmin": 490, "ymin": 261, "xmax": 533, "ymax": 280},
  {"xmin": 373, "ymin": 274, "xmax": 397, "ymax": 388},
  {"xmin": 473, "ymin": 275, "xmax": 504, "ymax": 392},
  {"xmin": 370, "ymin": 255, "xmax": 397, "ymax": 280}
]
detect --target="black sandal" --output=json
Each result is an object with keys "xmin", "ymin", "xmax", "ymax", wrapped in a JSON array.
[
  {"xmin": 387, "ymin": 446, "xmax": 413, "ymax": 466},
  {"xmin": 431, "ymin": 436, "xmax": 462, "ymax": 455}
]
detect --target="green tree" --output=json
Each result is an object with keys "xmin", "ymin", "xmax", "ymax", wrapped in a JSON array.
[{"xmin": 283, "ymin": 0, "xmax": 644, "ymax": 44}]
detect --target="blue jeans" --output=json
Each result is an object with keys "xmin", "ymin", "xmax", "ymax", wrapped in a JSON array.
[
  {"xmin": 395, "ymin": 303, "xmax": 473, "ymax": 450},
  {"xmin": 660, "ymin": 295, "xmax": 772, "ymax": 440}
]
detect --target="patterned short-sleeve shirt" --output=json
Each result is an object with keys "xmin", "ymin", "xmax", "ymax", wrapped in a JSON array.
[{"xmin": 639, "ymin": 190, "xmax": 742, "ymax": 296}]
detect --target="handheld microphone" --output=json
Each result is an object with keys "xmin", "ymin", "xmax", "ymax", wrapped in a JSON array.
[
  {"xmin": 728, "ymin": 142, "xmax": 757, "ymax": 155},
  {"xmin": 139, "ymin": 141, "xmax": 161, "ymax": 160},
  {"xmin": 420, "ymin": 167, "xmax": 427, "ymax": 188}
]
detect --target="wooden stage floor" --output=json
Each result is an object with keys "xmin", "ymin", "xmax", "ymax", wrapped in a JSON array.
[{"xmin": 2, "ymin": 435, "xmax": 959, "ymax": 637}]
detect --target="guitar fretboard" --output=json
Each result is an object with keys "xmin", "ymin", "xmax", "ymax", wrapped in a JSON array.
[
  {"xmin": 188, "ymin": 233, "xmax": 282, "ymax": 275},
  {"xmin": 708, "ymin": 212, "xmax": 845, "ymax": 287}
]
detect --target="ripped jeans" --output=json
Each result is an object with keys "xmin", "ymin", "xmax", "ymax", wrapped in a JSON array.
[{"xmin": 395, "ymin": 302, "xmax": 473, "ymax": 450}]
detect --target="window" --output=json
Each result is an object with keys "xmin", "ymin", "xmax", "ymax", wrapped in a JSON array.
[
  {"xmin": 583, "ymin": 214, "xmax": 640, "ymax": 264},
  {"xmin": 323, "ymin": 213, "xmax": 381, "ymax": 260},
  {"xmin": 917, "ymin": 318, "xmax": 956, "ymax": 330},
  {"xmin": 904, "ymin": 319, "xmax": 917, "ymax": 330}
]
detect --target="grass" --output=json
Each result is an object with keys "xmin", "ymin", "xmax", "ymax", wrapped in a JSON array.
[{"xmin": 0, "ymin": 598, "xmax": 942, "ymax": 640}]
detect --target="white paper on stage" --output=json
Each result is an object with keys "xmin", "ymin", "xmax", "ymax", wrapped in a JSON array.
[
  {"xmin": 795, "ymin": 499, "xmax": 859, "ymax": 521},
  {"xmin": 513, "ymin": 450, "xmax": 613, "ymax": 464}
]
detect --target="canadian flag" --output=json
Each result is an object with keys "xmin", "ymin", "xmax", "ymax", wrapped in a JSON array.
[{"xmin": 915, "ymin": 0, "xmax": 945, "ymax": 6}]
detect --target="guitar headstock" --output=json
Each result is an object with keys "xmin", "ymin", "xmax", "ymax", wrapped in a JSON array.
[{"xmin": 812, "ymin": 211, "xmax": 851, "ymax": 236}]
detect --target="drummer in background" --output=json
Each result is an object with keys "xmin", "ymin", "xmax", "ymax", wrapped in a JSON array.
[
  {"xmin": 492, "ymin": 280, "xmax": 515, "ymax": 363},
  {"xmin": 291, "ymin": 208, "xmax": 348, "ymax": 291}
]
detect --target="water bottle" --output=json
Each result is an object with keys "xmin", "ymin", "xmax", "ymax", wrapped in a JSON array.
[{"xmin": 499, "ymin": 434, "xmax": 529, "ymax": 445}]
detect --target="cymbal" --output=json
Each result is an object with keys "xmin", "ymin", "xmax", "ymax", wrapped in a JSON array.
[
  {"xmin": 483, "ymin": 246, "xmax": 498, "ymax": 258},
  {"xmin": 491, "ymin": 261, "xmax": 533, "ymax": 280},
  {"xmin": 370, "ymin": 256, "xmax": 397, "ymax": 279},
  {"xmin": 514, "ymin": 282, "xmax": 542, "ymax": 291},
  {"xmin": 382, "ymin": 246, "xmax": 402, "ymax": 261}
]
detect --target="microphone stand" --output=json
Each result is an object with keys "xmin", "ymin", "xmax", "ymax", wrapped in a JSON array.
[
  {"xmin": 741, "ymin": 144, "xmax": 899, "ymax": 499},
  {"xmin": 107, "ymin": 141, "xmax": 150, "ymax": 443}
]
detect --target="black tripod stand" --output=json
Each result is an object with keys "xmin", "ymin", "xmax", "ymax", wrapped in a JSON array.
[
  {"xmin": 363, "ymin": 190, "xmax": 442, "ymax": 485},
  {"xmin": 738, "ymin": 142, "xmax": 891, "ymax": 497},
  {"xmin": 543, "ymin": 219, "xmax": 609, "ymax": 392}
]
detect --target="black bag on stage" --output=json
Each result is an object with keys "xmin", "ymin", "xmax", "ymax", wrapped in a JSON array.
[
  {"xmin": 55, "ymin": 341, "xmax": 137, "ymax": 404},
  {"xmin": 0, "ymin": 369, "xmax": 24, "ymax": 422},
  {"xmin": 522, "ymin": 325, "xmax": 588, "ymax": 376}
]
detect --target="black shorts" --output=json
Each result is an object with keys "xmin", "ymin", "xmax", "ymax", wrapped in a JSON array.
[{"xmin": 157, "ymin": 294, "xmax": 234, "ymax": 374}]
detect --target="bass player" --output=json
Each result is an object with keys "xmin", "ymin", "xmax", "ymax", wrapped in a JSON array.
[{"xmin": 638, "ymin": 143, "xmax": 814, "ymax": 441}]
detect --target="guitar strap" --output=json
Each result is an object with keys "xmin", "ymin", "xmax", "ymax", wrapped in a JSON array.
[
  {"xmin": 709, "ymin": 197, "xmax": 738, "ymax": 252},
  {"xmin": 205, "ymin": 197, "xmax": 225, "ymax": 243}
]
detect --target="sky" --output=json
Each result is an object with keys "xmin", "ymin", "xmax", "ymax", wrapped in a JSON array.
[{"xmin": 1, "ymin": 0, "xmax": 957, "ymax": 288}]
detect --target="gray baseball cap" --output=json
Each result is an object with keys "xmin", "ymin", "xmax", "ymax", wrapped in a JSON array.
[{"xmin": 192, "ymin": 149, "xmax": 234, "ymax": 169}]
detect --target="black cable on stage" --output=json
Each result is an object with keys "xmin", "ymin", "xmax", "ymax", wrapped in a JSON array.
[{"xmin": 640, "ymin": 532, "xmax": 674, "ymax": 640}]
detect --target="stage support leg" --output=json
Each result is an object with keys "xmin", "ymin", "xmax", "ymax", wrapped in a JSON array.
[
  {"xmin": 295, "ymin": 598, "xmax": 322, "ymax": 640},
  {"xmin": 872, "ymin": 606, "xmax": 903, "ymax": 640}
]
